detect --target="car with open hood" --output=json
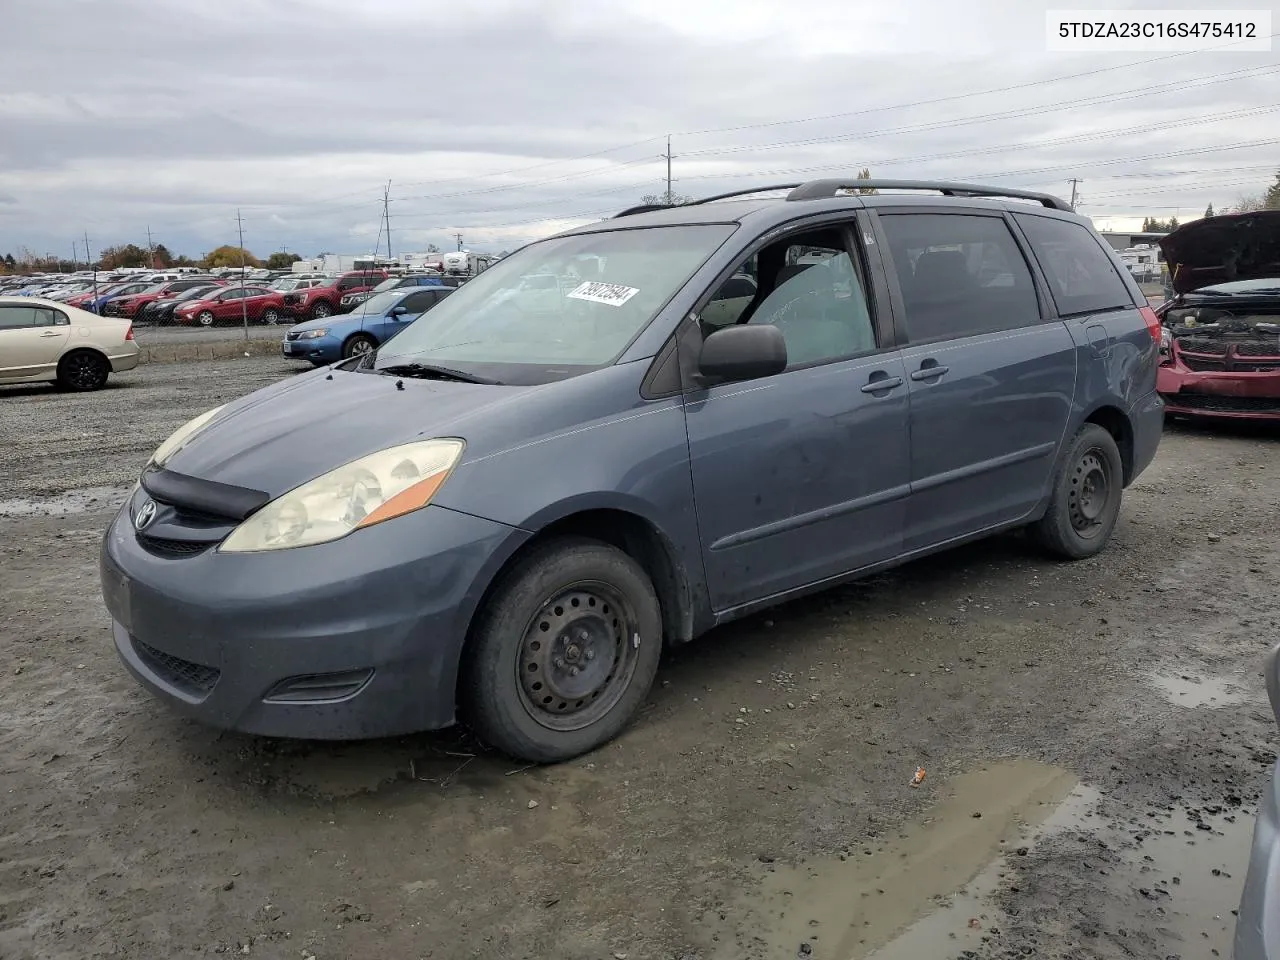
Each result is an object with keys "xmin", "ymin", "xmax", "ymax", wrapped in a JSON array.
[
  {"xmin": 99, "ymin": 178, "xmax": 1163, "ymax": 763},
  {"xmin": 1156, "ymin": 210, "xmax": 1280, "ymax": 420}
]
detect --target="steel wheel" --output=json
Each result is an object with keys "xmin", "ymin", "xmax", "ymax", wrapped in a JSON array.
[
  {"xmin": 197, "ymin": 311, "xmax": 215, "ymax": 326},
  {"xmin": 57, "ymin": 351, "xmax": 109, "ymax": 391},
  {"xmin": 515, "ymin": 582, "xmax": 641, "ymax": 732},
  {"xmin": 1067, "ymin": 448, "xmax": 1112, "ymax": 540}
]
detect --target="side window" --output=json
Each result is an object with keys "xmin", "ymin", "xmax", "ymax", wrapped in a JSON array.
[
  {"xmin": 338, "ymin": 277, "xmax": 360, "ymax": 291},
  {"xmin": 1014, "ymin": 214, "xmax": 1134, "ymax": 316},
  {"xmin": 880, "ymin": 213, "xmax": 1041, "ymax": 343},
  {"xmin": 0, "ymin": 306, "xmax": 42, "ymax": 329},
  {"xmin": 401, "ymin": 291, "xmax": 436, "ymax": 312},
  {"xmin": 702, "ymin": 227, "xmax": 878, "ymax": 368},
  {"xmin": 220, "ymin": 289, "xmax": 242, "ymax": 301}
]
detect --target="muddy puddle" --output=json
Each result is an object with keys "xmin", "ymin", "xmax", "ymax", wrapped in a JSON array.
[
  {"xmin": 1148, "ymin": 669, "xmax": 1255, "ymax": 709},
  {"xmin": 713, "ymin": 759, "xmax": 1256, "ymax": 959},
  {"xmin": 0, "ymin": 485, "xmax": 130, "ymax": 519}
]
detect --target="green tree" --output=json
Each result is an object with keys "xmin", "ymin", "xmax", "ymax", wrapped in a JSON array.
[
  {"xmin": 98, "ymin": 243, "xmax": 151, "ymax": 269},
  {"xmin": 152, "ymin": 243, "xmax": 173, "ymax": 267},
  {"xmin": 2, "ymin": 253, "xmax": 15, "ymax": 270},
  {"xmin": 1203, "ymin": 203, "xmax": 1214, "ymax": 218},
  {"xmin": 1265, "ymin": 171, "xmax": 1280, "ymax": 210},
  {"xmin": 265, "ymin": 251, "xmax": 302, "ymax": 270},
  {"xmin": 203, "ymin": 245, "xmax": 260, "ymax": 269},
  {"xmin": 854, "ymin": 167, "xmax": 878, "ymax": 195},
  {"xmin": 425, "ymin": 243, "xmax": 441, "ymax": 254}
]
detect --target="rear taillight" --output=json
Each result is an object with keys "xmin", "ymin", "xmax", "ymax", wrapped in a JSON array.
[
  {"xmin": 1139, "ymin": 305, "xmax": 1162, "ymax": 342},
  {"xmin": 125, "ymin": 325, "xmax": 135, "ymax": 341}
]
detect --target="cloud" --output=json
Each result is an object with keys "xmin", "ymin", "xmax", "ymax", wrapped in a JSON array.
[{"xmin": 0, "ymin": 0, "xmax": 1275, "ymax": 258}]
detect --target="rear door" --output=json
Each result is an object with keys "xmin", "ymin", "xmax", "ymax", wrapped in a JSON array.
[
  {"xmin": 683, "ymin": 216, "xmax": 912, "ymax": 612},
  {"xmin": 0, "ymin": 304, "xmax": 71, "ymax": 381},
  {"xmin": 873, "ymin": 209, "xmax": 1076, "ymax": 550}
]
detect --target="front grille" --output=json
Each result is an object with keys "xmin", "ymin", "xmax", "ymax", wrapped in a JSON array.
[
  {"xmin": 1169, "ymin": 393, "xmax": 1280, "ymax": 414},
  {"xmin": 1181, "ymin": 356, "xmax": 1226, "ymax": 372},
  {"xmin": 133, "ymin": 638, "xmax": 220, "ymax": 696},
  {"xmin": 137, "ymin": 533, "xmax": 211, "ymax": 556}
]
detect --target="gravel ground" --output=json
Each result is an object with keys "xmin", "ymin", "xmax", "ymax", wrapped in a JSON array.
[
  {"xmin": 132, "ymin": 323, "xmax": 287, "ymax": 345},
  {"xmin": 0, "ymin": 358, "xmax": 1277, "ymax": 960}
]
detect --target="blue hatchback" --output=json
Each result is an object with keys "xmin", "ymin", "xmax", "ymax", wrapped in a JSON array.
[
  {"xmin": 101, "ymin": 178, "xmax": 1164, "ymax": 764},
  {"xmin": 281, "ymin": 286, "xmax": 454, "ymax": 364}
]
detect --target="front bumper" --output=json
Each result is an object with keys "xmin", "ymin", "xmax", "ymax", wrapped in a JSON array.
[
  {"xmin": 1235, "ymin": 758, "xmax": 1280, "ymax": 960},
  {"xmin": 100, "ymin": 494, "xmax": 527, "ymax": 739},
  {"xmin": 1158, "ymin": 362, "xmax": 1280, "ymax": 420},
  {"xmin": 280, "ymin": 335, "xmax": 341, "ymax": 363}
]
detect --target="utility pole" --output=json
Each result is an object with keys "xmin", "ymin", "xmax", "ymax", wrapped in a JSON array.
[
  {"xmin": 383, "ymin": 180, "xmax": 393, "ymax": 264},
  {"xmin": 455, "ymin": 232, "xmax": 464, "ymax": 251},
  {"xmin": 236, "ymin": 209, "xmax": 249, "ymax": 343},
  {"xmin": 146, "ymin": 225, "xmax": 156, "ymax": 269},
  {"xmin": 660, "ymin": 135, "xmax": 677, "ymax": 204},
  {"xmin": 71, "ymin": 241, "xmax": 77, "ymax": 271},
  {"xmin": 84, "ymin": 231, "xmax": 98, "ymax": 306},
  {"xmin": 1068, "ymin": 178, "xmax": 1081, "ymax": 211}
]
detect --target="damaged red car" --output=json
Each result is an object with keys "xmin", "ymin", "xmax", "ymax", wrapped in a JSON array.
[{"xmin": 1156, "ymin": 210, "xmax": 1280, "ymax": 420}]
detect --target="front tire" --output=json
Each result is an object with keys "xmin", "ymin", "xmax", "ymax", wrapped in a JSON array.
[
  {"xmin": 461, "ymin": 537, "xmax": 663, "ymax": 763},
  {"xmin": 311, "ymin": 301, "xmax": 333, "ymax": 320},
  {"xmin": 342, "ymin": 334, "xmax": 377, "ymax": 359},
  {"xmin": 197, "ymin": 310, "xmax": 215, "ymax": 327},
  {"xmin": 1030, "ymin": 424, "xmax": 1124, "ymax": 560},
  {"xmin": 57, "ymin": 350, "xmax": 110, "ymax": 392}
]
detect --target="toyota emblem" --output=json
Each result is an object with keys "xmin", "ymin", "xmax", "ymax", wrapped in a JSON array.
[{"xmin": 134, "ymin": 499, "xmax": 157, "ymax": 531}]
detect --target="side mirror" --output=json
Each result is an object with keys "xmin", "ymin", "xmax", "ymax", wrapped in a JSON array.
[
  {"xmin": 697, "ymin": 324, "xmax": 787, "ymax": 383},
  {"xmin": 390, "ymin": 305, "xmax": 409, "ymax": 316}
]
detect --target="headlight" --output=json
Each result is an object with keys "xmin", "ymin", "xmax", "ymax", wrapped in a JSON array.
[
  {"xmin": 219, "ymin": 439, "xmax": 465, "ymax": 553},
  {"xmin": 298, "ymin": 328, "xmax": 328, "ymax": 339},
  {"xmin": 150, "ymin": 405, "xmax": 226, "ymax": 468},
  {"xmin": 1160, "ymin": 327, "xmax": 1172, "ymax": 351}
]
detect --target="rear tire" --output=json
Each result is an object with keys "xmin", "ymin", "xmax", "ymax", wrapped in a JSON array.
[
  {"xmin": 342, "ymin": 334, "xmax": 377, "ymax": 359},
  {"xmin": 461, "ymin": 537, "xmax": 663, "ymax": 763},
  {"xmin": 312, "ymin": 302, "xmax": 333, "ymax": 320},
  {"xmin": 57, "ymin": 350, "xmax": 110, "ymax": 392},
  {"xmin": 1030, "ymin": 423, "xmax": 1124, "ymax": 560},
  {"xmin": 197, "ymin": 311, "xmax": 215, "ymax": 327},
  {"xmin": 262, "ymin": 307, "xmax": 280, "ymax": 325}
]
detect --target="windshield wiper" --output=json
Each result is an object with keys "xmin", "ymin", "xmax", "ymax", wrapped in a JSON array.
[{"xmin": 377, "ymin": 362, "xmax": 500, "ymax": 385}]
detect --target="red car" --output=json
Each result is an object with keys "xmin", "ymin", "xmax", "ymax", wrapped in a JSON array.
[
  {"xmin": 104, "ymin": 277, "xmax": 225, "ymax": 318},
  {"xmin": 1156, "ymin": 210, "xmax": 1280, "ymax": 421},
  {"xmin": 173, "ymin": 285, "xmax": 288, "ymax": 327},
  {"xmin": 281, "ymin": 270, "xmax": 388, "ymax": 320}
]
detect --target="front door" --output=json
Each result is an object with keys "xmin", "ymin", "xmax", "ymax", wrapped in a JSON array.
[
  {"xmin": 684, "ymin": 221, "xmax": 911, "ymax": 612},
  {"xmin": 0, "ymin": 303, "xmax": 71, "ymax": 381},
  {"xmin": 875, "ymin": 210, "xmax": 1076, "ymax": 551}
]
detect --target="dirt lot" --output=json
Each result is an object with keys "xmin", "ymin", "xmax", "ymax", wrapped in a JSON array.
[{"xmin": 1, "ymin": 358, "xmax": 1277, "ymax": 960}]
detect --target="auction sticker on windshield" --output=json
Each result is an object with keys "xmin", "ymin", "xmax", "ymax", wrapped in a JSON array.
[{"xmin": 566, "ymin": 281, "xmax": 640, "ymax": 307}]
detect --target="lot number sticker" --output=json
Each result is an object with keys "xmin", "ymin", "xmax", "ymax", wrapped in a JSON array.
[{"xmin": 566, "ymin": 281, "xmax": 640, "ymax": 307}]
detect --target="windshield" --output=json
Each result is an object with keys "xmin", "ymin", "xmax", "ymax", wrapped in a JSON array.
[
  {"xmin": 178, "ymin": 286, "xmax": 219, "ymax": 301},
  {"xmin": 1194, "ymin": 277, "xmax": 1280, "ymax": 295},
  {"xmin": 270, "ymin": 278, "xmax": 301, "ymax": 291},
  {"xmin": 374, "ymin": 224, "xmax": 735, "ymax": 380},
  {"xmin": 353, "ymin": 291, "xmax": 408, "ymax": 315},
  {"xmin": 371, "ymin": 278, "xmax": 404, "ymax": 293}
]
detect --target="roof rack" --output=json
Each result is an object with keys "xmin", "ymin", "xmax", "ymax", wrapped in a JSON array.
[
  {"xmin": 613, "ymin": 185, "xmax": 804, "ymax": 218},
  {"xmin": 785, "ymin": 178, "xmax": 1073, "ymax": 211}
]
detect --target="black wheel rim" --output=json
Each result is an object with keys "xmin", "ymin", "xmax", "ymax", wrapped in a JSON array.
[
  {"xmin": 65, "ymin": 354, "xmax": 103, "ymax": 389},
  {"xmin": 516, "ymin": 581, "xmax": 640, "ymax": 732},
  {"xmin": 1068, "ymin": 447, "xmax": 1112, "ymax": 538}
]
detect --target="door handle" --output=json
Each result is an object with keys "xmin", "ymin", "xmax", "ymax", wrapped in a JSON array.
[
  {"xmin": 910, "ymin": 362, "xmax": 950, "ymax": 381},
  {"xmin": 861, "ymin": 374, "xmax": 904, "ymax": 394},
  {"xmin": 39, "ymin": 330, "xmax": 62, "ymax": 337}
]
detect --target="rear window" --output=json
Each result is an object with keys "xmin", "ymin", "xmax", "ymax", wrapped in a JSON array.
[{"xmin": 1015, "ymin": 214, "xmax": 1134, "ymax": 316}]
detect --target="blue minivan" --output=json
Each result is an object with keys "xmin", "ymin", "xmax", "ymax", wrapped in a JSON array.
[{"xmin": 100, "ymin": 179, "xmax": 1164, "ymax": 763}]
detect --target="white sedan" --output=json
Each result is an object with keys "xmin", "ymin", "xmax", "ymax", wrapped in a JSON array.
[{"xmin": 0, "ymin": 297, "xmax": 140, "ymax": 391}]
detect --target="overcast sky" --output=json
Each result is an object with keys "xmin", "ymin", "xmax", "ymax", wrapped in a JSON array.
[{"xmin": 0, "ymin": 0, "xmax": 1276, "ymax": 260}]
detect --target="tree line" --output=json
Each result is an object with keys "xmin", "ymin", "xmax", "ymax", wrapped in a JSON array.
[{"xmin": 0, "ymin": 243, "xmax": 303, "ymax": 275}]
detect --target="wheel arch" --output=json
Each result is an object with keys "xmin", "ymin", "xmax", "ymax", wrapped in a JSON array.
[
  {"xmin": 449, "ymin": 501, "xmax": 700, "ymax": 712},
  {"xmin": 1080, "ymin": 403, "xmax": 1135, "ymax": 486}
]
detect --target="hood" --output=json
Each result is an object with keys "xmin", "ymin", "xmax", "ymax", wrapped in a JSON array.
[
  {"xmin": 163, "ymin": 366, "xmax": 525, "ymax": 497},
  {"xmin": 1160, "ymin": 210, "xmax": 1280, "ymax": 295}
]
